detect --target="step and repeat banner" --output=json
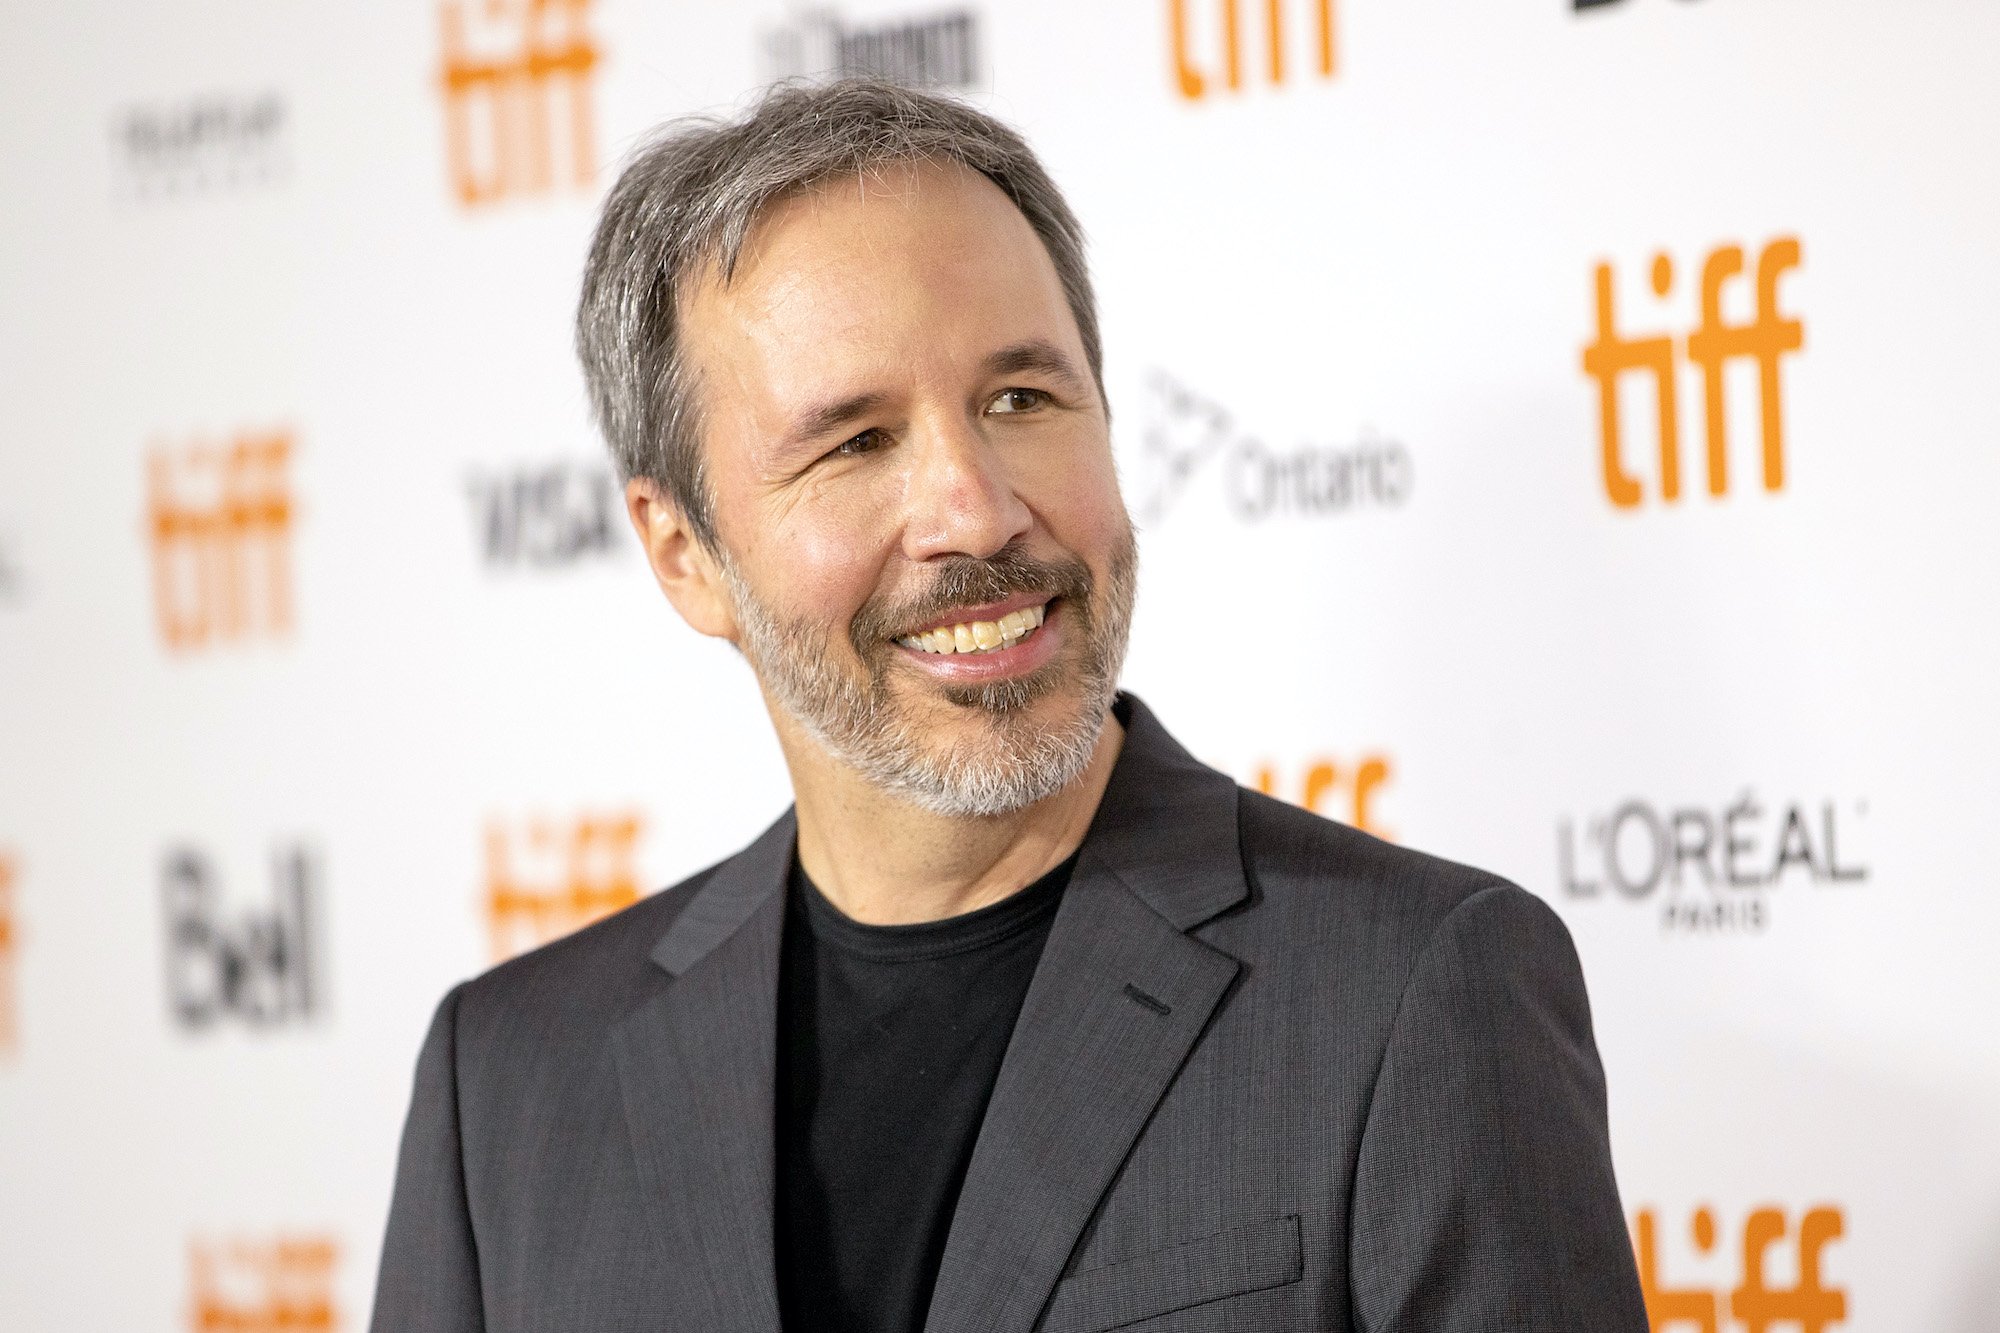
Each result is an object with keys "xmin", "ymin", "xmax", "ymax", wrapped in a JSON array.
[{"xmin": 2, "ymin": 0, "xmax": 1997, "ymax": 1328}]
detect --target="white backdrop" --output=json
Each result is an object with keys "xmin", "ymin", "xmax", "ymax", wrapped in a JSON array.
[{"xmin": 3, "ymin": 0, "xmax": 1998, "ymax": 1328}]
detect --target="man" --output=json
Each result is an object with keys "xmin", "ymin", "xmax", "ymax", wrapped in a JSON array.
[{"xmin": 373, "ymin": 80, "xmax": 1648, "ymax": 1332}]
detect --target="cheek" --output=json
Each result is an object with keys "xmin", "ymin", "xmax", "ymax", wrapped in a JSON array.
[
  {"xmin": 761, "ymin": 498, "xmax": 888, "ymax": 623},
  {"xmin": 1022, "ymin": 437, "xmax": 1129, "ymax": 552}
]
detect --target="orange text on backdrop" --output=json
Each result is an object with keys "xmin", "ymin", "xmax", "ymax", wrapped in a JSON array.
[
  {"xmin": 485, "ymin": 812, "xmax": 645, "ymax": 963},
  {"xmin": 146, "ymin": 431, "xmax": 294, "ymax": 652},
  {"xmin": 1583, "ymin": 239, "xmax": 1804, "ymax": 508},
  {"xmin": 1170, "ymin": 0, "xmax": 1336, "ymax": 100},
  {"xmin": 1250, "ymin": 755, "xmax": 1393, "ymax": 840},
  {"xmin": 0, "ymin": 854, "xmax": 15, "ymax": 1055},
  {"xmin": 1633, "ymin": 1205, "xmax": 1846, "ymax": 1333},
  {"xmin": 439, "ymin": 0, "xmax": 599, "ymax": 207},
  {"xmin": 188, "ymin": 1236, "xmax": 338, "ymax": 1333}
]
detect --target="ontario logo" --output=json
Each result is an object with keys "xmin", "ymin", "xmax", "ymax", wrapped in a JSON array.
[
  {"xmin": 1559, "ymin": 790, "xmax": 1867, "ymax": 933},
  {"xmin": 147, "ymin": 429, "xmax": 295, "ymax": 652},
  {"xmin": 438, "ymin": 0, "xmax": 599, "ymax": 208},
  {"xmin": 484, "ymin": 811, "xmax": 645, "ymax": 962},
  {"xmin": 1633, "ymin": 1204, "xmax": 1846, "ymax": 1331},
  {"xmin": 188, "ymin": 1234, "xmax": 338, "ymax": 1332},
  {"xmin": 1247, "ymin": 754, "xmax": 1394, "ymax": 840},
  {"xmin": 1584, "ymin": 238, "xmax": 1804, "ymax": 509},
  {"xmin": 1170, "ymin": 0, "xmax": 1336, "ymax": 101},
  {"xmin": 1137, "ymin": 370, "xmax": 1411, "ymax": 525}
]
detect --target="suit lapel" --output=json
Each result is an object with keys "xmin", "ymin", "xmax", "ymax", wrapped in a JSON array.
[
  {"xmin": 610, "ymin": 811, "xmax": 796, "ymax": 1333},
  {"xmin": 923, "ymin": 696, "xmax": 1251, "ymax": 1333}
]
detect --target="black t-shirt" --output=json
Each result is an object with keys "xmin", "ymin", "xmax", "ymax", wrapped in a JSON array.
[{"xmin": 775, "ymin": 850, "xmax": 1077, "ymax": 1333}]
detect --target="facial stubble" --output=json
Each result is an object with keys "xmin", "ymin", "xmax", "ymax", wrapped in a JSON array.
[{"xmin": 719, "ymin": 529, "xmax": 1138, "ymax": 818}]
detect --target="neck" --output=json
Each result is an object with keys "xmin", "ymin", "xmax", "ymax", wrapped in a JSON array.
[{"xmin": 772, "ymin": 704, "xmax": 1126, "ymax": 926}]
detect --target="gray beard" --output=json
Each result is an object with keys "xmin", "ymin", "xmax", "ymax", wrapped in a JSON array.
[{"xmin": 717, "ymin": 533, "xmax": 1137, "ymax": 819}]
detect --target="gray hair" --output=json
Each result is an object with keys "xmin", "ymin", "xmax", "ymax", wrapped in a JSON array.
[{"xmin": 575, "ymin": 78, "xmax": 1104, "ymax": 549}]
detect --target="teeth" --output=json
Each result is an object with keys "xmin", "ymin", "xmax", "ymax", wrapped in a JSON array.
[{"xmin": 896, "ymin": 603, "xmax": 1050, "ymax": 656}]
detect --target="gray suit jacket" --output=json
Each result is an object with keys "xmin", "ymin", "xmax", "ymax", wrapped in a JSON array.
[{"xmin": 373, "ymin": 695, "xmax": 1649, "ymax": 1332}]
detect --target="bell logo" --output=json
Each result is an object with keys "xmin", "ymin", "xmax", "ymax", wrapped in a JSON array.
[
  {"xmin": 1583, "ymin": 239, "xmax": 1804, "ymax": 509},
  {"xmin": 439, "ymin": 0, "xmax": 599, "ymax": 208},
  {"xmin": 1250, "ymin": 755, "xmax": 1393, "ymax": 840},
  {"xmin": 189, "ymin": 1235, "xmax": 338, "ymax": 1332},
  {"xmin": 485, "ymin": 812, "xmax": 644, "ymax": 962},
  {"xmin": 1170, "ymin": 0, "xmax": 1336, "ymax": 101},
  {"xmin": 0, "ymin": 854, "xmax": 17, "ymax": 1056},
  {"xmin": 147, "ymin": 431, "xmax": 295, "ymax": 652},
  {"xmin": 1634, "ymin": 1205, "xmax": 1846, "ymax": 1332},
  {"xmin": 164, "ymin": 845, "xmax": 322, "ymax": 1030}
]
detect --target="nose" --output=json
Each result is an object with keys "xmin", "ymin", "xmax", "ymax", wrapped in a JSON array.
[{"xmin": 898, "ymin": 412, "xmax": 1033, "ymax": 562}]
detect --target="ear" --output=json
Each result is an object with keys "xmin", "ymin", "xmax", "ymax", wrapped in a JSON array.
[{"xmin": 624, "ymin": 478, "xmax": 741, "ymax": 643}]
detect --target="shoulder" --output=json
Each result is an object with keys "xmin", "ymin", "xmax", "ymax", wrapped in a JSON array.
[{"xmin": 1225, "ymin": 786, "xmax": 1578, "ymax": 1006}]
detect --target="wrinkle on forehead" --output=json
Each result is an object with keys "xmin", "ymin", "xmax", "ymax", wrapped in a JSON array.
[{"xmin": 677, "ymin": 156, "xmax": 1083, "ymax": 511}]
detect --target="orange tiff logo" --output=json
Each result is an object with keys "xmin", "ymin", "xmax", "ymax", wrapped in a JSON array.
[
  {"xmin": 1251, "ymin": 755, "xmax": 1392, "ymax": 839},
  {"xmin": 439, "ymin": 0, "xmax": 599, "ymax": 208},
  {"xmin": 189, "ymin": 1235, "xmax": 338, "ymax": 1332},
  {"xmin": 1634, "ymin": 1205, "xmax": 1846, "ymax": 1332},
  {"xmin": 147, "ymin": 430, "xmax": 294, "ymax": 652},
  {"xmin": 485, "ymin": 812, "xmax": 643, "ymax": 962},
  {"xmin": 1584, "ymin": 239, "xmax": 1804, "ymax": 508},
  {"xmin": 0, "ymin": 854, "xmax": 17, "ymax": 1055},
  {"xmin": 1170, "ymin": 0, "xmax": 1335, "ymax": 101}
]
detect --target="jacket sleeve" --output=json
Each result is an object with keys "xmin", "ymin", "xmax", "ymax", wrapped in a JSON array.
[
  {"xmin": 371, "ymin": 984, "xmax": 486, "ymax": 1332},
  {"xmin": 1348, "ymin": 883, "xmax": 1649, "ymax": 1332}
]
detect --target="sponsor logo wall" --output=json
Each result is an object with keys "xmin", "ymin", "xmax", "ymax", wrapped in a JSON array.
[
  {"xmin": 1634, "ymin": 1205, "xmax": 1847, "ymax": 1332},
  {"xmin": 763, "ymin": 8, "xmax": 983, "ymax": 89},
  {"xmin": 466, "ymin": 459, "xmax": 624, "ymax": 569},
  {"xmin": 1169, "ymin": 0, "xmax": 1336, "ymax": 101},
  {"xmin": 188, "ymin": 1236, "xmax": 340, "ymax": 1333},
  {"xmin": 438, "ymin": 0, "xmax": 601, "ymax": 208},
  {"xmin": 147, "ymin": 431, "xmax": 296, "ymax": 652},
  {"xmin": 112, "ymin": 92, "xmax": 289, "ymax": 201},
  {"xmin": 163, "ymin": 843, "xmax": 324, "ymax": 1030},
  {"xmin": 1137, "ymin": 370, "xmax": 1413, "ymax": 525},
  {"xmin": 0, "ymin": 854, "xmax": 16, "ymax": 1056},
  {"xmin": 1246, "ymin": 754, "xmax": 1395, "ymax": 840},
  {"xmin": 1584, "ymin": 238, "xmax": 1804, "ymax": 509},
  {"xmin": 484, "ymin": 810, "xmax": 646, "ymax": 962},
  {"xmin": 2, "ymin": 2, "xmax": 1996, "ymax": 1328}
]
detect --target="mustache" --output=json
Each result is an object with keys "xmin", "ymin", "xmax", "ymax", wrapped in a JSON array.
[{"xmin": 851, "ymin": 544, "xmax": 1094, "ymax": 650}]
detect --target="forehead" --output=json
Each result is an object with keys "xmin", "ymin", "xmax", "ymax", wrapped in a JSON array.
[{"xmin": 678, "ymin": 158, "xmax": 1078, "ymax": 407}]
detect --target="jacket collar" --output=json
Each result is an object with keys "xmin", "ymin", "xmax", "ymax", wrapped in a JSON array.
[
  {"xmin": 645, "ymin": 691, "xmax": 1247, "ymax": 980},
  {"xmin": 618, "ymin": 691, "xmax": 1248, "ymax": 1333},
  {"xmin": 649, "ymin": 805, "xmax": 796, "ymax": 977},
  {"xmin": 1075, "ymin": 691, "xmax": 1249, "ymax": 930}
]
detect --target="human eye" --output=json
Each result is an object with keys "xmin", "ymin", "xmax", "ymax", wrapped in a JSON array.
[
  {"xmin": 828, "ymin": 427, "xmax": 890, "ymax": 459},
  {"xmin": 985, "ymin": 387, "xmax": 1049, "ymax": 416}
]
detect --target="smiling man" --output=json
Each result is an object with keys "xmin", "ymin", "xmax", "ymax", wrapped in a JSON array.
[{"xmin": 372, "ymin": 81, "xmax": 1648, "ymax": 1333}]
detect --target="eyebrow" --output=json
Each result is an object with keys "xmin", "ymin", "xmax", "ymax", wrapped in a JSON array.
[
  {"xmin": 983, "ymin": 338, "xmax": 1089, "ymax": 391},
  {"xmin": 782, "ymin": 390, "xmax": 892, "ymax": 451}
]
